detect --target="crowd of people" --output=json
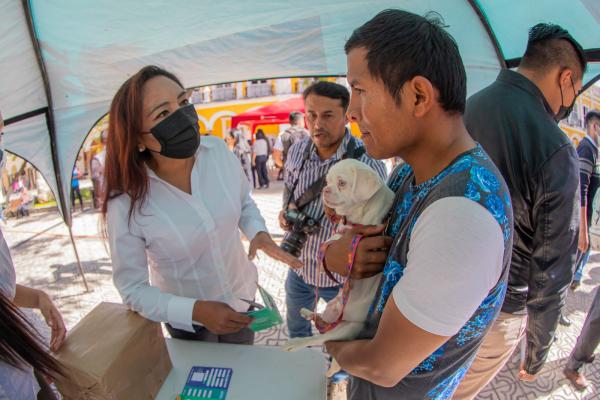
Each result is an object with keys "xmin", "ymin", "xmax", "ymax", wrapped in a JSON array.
[
  {"xmin": 228, "ymin": 111, "xmax": 311, "ymax": 190},
  {"xmin": 1, "ymin": 8, "xmax": 599, "ymax": 400}
]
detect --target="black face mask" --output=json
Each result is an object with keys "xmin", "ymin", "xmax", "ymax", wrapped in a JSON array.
[
  {"xmin": 554, "ymin": 76, "xmax": 578, "ymax": 122},
  {"xmin": 143, "ymin": 104, "xmax": 200, "ymax": 159}
]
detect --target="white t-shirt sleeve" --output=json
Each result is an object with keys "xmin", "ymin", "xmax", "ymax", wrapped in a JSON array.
[{"xmin": 392, "ymin": 196, "xmax": 505, "ymax": 337}]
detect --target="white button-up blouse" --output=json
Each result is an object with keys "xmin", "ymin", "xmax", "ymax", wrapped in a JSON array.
[{"xmin": 107, "ymin": 135, "xmax": 267, "ymax": 332}]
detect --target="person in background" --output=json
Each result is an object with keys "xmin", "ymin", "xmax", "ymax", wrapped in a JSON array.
[
  {"xmin": 571, "ymin": 110, "xmax": 600, "ymax": 290},
  {"xmin": 563, "ymin": 285, "xmax": 600, "ymax": 391},
  {"xmin": 71, "ymin": 165, "xmax": 84, "ymax": 212},
  {"xmin": 453, "ymin": 23, "xmax": 586, "ymax": 399},
  {"xmin": 11, "ymin": 176, "xmax": 20, "ymax": 193},
  {"xmin": 90, "ymin": 131, "xmax": 107, "ymax": 210},
  {"xmin": 252, "ymin": 129, "xmax": 270, "ymax": 189},
  {"xmin": 102, "ymin": 65, "xmax": 301, "ymax": 344},
  {"xmin": 231, "ymin": 129, "xmax": 253, "ymax": 185},
  {"xmin": 16, "ymin": 187, "xmax": 32, "ymax": 218},
  {"xmin": 273, "ymin": 112, "xmax": 309, "ymax": 180}
]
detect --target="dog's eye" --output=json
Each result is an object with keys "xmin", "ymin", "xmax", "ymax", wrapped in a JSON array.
[{"xmin": 337, "ymin": 179, "xmax": 346, "ymax": 188}]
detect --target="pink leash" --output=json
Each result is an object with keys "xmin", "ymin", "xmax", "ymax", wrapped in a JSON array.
[{"xmin": 313, "ymin": 233, "xmax": 363, "ymax": 334}]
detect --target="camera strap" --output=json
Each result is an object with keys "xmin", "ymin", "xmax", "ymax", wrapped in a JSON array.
[{"xmin": 284, "ymin": 134, "xmax": 365, "ymax": 213}]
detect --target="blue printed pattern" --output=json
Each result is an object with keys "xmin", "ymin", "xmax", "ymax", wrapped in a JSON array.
[
  {"xmin": 468, "ymin": 165, "xmax": 512, "ymax": 242},
  {"xmin": 455, "ymin": 282, "xmax": 507, "ymax": 346},
  {"xmin": 375, "ymin": 260, "xmax": 405, "ymax": 312},
  {"xmin": 426, "ymin": 362, "xmax": 471, "ymax": 400},
  {"xmin": 413, "ymin": 344, "xmax": 448, "ymax": 373}
]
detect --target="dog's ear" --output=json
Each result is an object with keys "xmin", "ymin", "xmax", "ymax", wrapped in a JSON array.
[{"xmin": 353, "ymin": 166, "xmax": 382, "ymax": 202}]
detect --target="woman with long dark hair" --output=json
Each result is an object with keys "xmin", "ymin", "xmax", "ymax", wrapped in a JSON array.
[
  {"xmin": 0, "ymin": 110, "xmax": 66, "ymax": 399},
  {"xmin": 102, "ymin": 66, "xmax": 301, "ymax": 344},
  {"xmin": 252, "ymin": 129, "xmax": 270, "ymax": 189},
  {"xmin": 0, "ymin": 291, "xmax": 66, "ymax": 399}
]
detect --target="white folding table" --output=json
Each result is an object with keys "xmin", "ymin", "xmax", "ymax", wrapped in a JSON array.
[{"xmin": 156, "ymin": 338, "xmax": 327, "ymax": 399}]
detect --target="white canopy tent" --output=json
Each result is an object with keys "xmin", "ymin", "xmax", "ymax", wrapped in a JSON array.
[{"xmin": 1, "ymin": 0, "xmax": 599, "ymax": 289}]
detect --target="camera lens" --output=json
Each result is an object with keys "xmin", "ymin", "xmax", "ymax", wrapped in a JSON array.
[
  {"xmin": 280, "ymin": 231, "xmax": 307, "ymax": 258},
  {"xmin": 280, "ymin": 242, "xmax": 300, "ymax": 257}
]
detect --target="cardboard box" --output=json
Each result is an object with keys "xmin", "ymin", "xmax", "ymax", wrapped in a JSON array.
[{"xmin": 54, "ymin": 302, "xmax": 172, "ymax": 399}]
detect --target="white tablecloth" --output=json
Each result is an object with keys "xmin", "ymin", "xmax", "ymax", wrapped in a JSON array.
[{"xmin": 156, "ymin": 338, "xmax": 327, "ymax": 400}]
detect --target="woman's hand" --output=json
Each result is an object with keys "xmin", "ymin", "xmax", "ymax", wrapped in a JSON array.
[
  {"xmin": 14, "ymin": 285, "xmax": 67, "ymax": 351},
  {"xmin": 37, "ymin": 291, "xmax": 67, "ymax": 351},
  {"xmin": 193, "ymin": 301, "xmax": 253, "ymax": 335},
  {"xmin": 248, "ymin": 231, "xmax": 303, "ymax": 269}
]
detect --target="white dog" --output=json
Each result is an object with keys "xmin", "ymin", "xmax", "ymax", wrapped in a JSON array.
[{"xmin": 283, "ymin": 159, "xmax": 395, "ymax": 376}]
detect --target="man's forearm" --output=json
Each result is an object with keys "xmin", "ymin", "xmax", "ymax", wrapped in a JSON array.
[
  {"xmin": 580, "ymin": 205, "xmax": 588, "ymax": 235},
  {"xmin": 328, "ymin": 339, "xmax": 398, "ymax": 387},
  {"xmin": 273, "ymin": 150, "xmax": 283, "ymax": 168}
]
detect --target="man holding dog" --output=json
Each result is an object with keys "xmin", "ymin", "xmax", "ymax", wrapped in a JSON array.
[
  {"xmin": 323, "ymin": 10, "xmax": 514, "ymax": 399},
  {"xmin": 278, "ymin": 81, "xmax": 386, "ymax": 346}
]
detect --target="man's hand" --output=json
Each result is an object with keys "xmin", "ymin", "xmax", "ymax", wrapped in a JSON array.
[
  {"xmin": 323, "ymin": 204, "xmax": 342, "ymax": 224},
  {"xmin": 324, "ymin": 224, "xmax": 392, "ymax": 279},
  {"xmin": 193, "ymin": 301, "xmax": 254, "ymax": 335},
  {"xmin": 278, "ymin": 204, "xmax": 298, "ymax": 231},
  {"xmin": 278, "ymin": 210, "xmax": 290, "ymax": 231},
  {"xmin": 249, "ymin": 231, "xmax": 303, "ymax": 269},
  {"xmin": 325, "ymin": 340, "xmax": 346, "ymax": 359},
  {"xmin": 578, "ymin": 228, "xmax": 589, "ymax": 253},
  {"xmin": 38, "ymin": 291, "xmax": 67, "ymax": 351}
]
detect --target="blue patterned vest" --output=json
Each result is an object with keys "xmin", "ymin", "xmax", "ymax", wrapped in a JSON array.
[{"xmin": 348, "ymin": 145, "xmax": 513, "ymax": 400}]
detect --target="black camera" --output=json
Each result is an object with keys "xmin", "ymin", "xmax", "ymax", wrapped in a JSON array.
[{"xmin": 280, "ymin": 209, "xmax": 320, "ymax": 257}]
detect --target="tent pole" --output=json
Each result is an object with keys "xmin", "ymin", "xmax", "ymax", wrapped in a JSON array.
[
  {"xmin": 21, "ymin": 0, "xmax": 91, "ymax": 292},
  {"xmin": 67, "ymin": 225, "xmax": 89, "ymax": 292},
  {"xmin": 467, "ymin": 0, "xmax": 507, "ymax": 69}
]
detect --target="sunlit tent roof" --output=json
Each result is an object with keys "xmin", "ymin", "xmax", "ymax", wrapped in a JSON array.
[{"xmin": 1, "ymin": 0, "xmax": 599, "ymax": 223}]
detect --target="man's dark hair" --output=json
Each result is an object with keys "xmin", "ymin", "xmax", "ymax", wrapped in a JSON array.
[
  {"xmin": 344, "ymin": 9, "xmax": 466, "ymax": 114},
  {"xmin": 302, "ymin": 81, "xmax": 350, "ymax": 111},
  {"xmin": 520, "ymin": 23, "xmax": 587, "ymax": 79},
  {"xmin": 585, "ymin": 109, "xmax": 600, "ymax": 127},
  {"xmin": 289, "ymin": 111, "xmax": 303, "ymax": 124}
]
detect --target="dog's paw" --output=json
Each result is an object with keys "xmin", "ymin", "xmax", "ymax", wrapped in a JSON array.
[
  {"xmin": 282, "ymin": 338, "xmax": 308, "ymax": 352},
  {"xmin": 300, "ymin": 308, "xmax": 315, "ymax": 321}
]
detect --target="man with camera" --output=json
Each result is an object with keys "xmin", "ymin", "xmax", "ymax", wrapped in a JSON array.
[{"xmin": 278, "ymin": 81, "xmax": 386, "ymax": 341}]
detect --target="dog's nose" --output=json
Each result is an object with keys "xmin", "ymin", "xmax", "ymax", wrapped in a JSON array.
[{"xmin": 323, "ymin": 187, "xmax": 331, "ymax": 195}]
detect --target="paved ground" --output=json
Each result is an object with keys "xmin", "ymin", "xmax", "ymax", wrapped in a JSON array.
[{"xmin": 6, "ymin": 180, "xmax": 600, "ymax": 399}]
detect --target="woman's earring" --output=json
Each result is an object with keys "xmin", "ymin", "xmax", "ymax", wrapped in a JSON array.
[{"xmin": 138, "ymin": 146, "xmax": 145, "ymax": 152}]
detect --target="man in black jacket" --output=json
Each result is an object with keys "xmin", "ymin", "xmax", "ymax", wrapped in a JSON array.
[
  {"xmin": 453, "ymin": 24, "xmax": 587, "ymax": 399},
  {"xmin": 571, "ymin": 110, "xmax": 600, "ymax": 290}
]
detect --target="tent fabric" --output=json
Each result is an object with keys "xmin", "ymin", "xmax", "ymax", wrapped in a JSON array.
[
  {"xmin": 0, "ymin": 0, "xmax": 598, "ymax": 222},
  {"xmin": 231, "ymin": 97, "xmax": 305, "ymax": 132}
]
